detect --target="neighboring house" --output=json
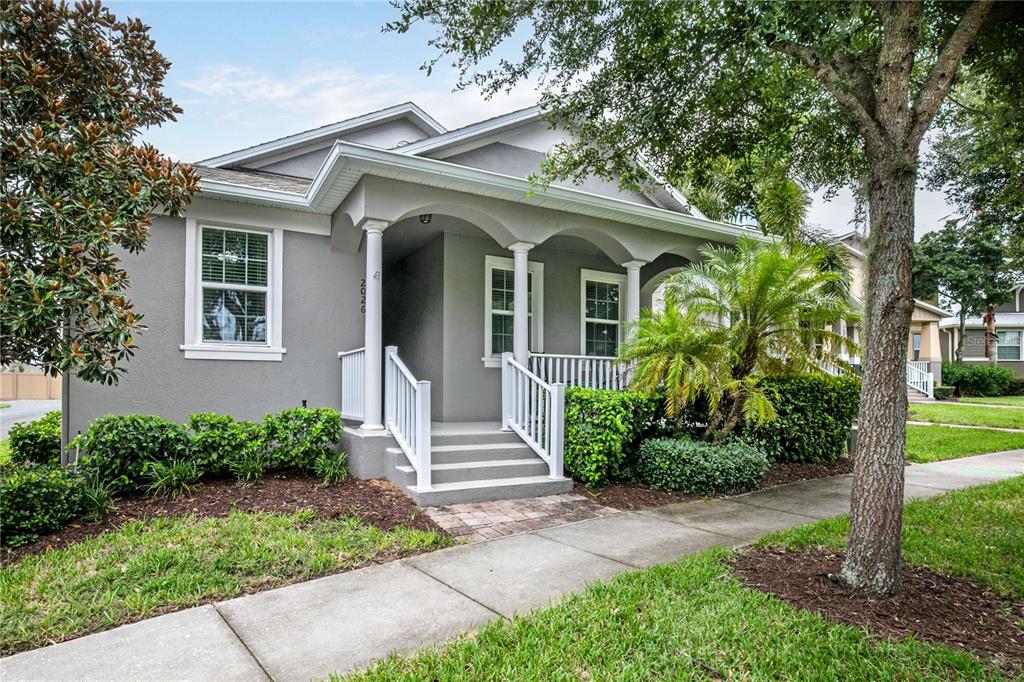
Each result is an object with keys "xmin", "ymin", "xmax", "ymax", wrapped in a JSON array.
[
  {"xmin": 938, "ymin": 282, "xmax": 1024, "ymax": 376},
  {"xmin": 833, "ymin": 231, "xmax": 952, "ymax": 398},
  {"xmin": 64, "ymin": 103, "xmax": 757, "ymax": 504}
]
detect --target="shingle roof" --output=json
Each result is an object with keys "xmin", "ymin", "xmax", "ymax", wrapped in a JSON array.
[{"xmin": 193, "ymin": 165, "xmax": 311, "ymax": 194}]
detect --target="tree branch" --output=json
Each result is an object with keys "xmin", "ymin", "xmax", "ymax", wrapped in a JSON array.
[
  {"xmin": 908, "ymin": 0, "xmax": 994, "ymax": 146},
  {"xmin": 772, "ymin": 40, "xmax": 885, "ymax": 151}
]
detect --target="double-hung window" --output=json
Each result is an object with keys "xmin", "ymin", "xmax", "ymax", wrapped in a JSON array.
[
  {"xmin": 581, "ymin": 270, "xmax": 625, "ymax": 357},
  {"xmin": 182, "ymin": 219, "xmax": 285, "ymax": 360},
  {"xmin": 997, "ymin": 330, "xmax": 1022, "ymax": 361},
  {"xmin": 484, "ymin": 255, "xmax": 543, "ymax": 365}
]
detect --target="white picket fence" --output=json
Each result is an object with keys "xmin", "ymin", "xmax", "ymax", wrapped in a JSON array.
[
  {"xmin": 385, "ymin": 346, "xmax": 432, "ymax": 490},
  {"xmin": 906, "ymin": 361, "xmax": 934, "ymax": 399},
  {"xmin": 528, "ymin": 353, "xmax": 627, "ymax": 390},
  {"xmin": 502, "ymin": 353, "xmax": 564, "ymax": 479},
  {"xmin": 338, "ymin": 347, "xmax": 366, "ymax": 421}
]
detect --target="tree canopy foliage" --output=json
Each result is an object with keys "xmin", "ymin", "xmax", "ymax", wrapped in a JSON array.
[{"xmin": 1, "ymin": 0, "xmax": 197, "ymax": 384}]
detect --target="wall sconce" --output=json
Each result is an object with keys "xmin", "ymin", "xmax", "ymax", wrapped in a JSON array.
[{"xmin": 419, "ymin": 214, "xmax": 432, "ymax": 224}]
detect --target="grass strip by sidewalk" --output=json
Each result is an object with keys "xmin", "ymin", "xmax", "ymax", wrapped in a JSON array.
[
  {"xmin": 908, "ymin": 402, "xmax": 1024, "ymax": 430},
  {"xmin": 957, "ymin": 395, "xmax": 1024, "ymax": 407},
  {"xmin": 905, "ymin": 424, "xmax": 1024, "ymax": 463},
  {"xmin": 759, "ymin": 476, "xmax": 1024, "ymax": 599},
  {"xmin": 342, "ymin": 480, "xmax": 1022, "ymax": 681},
  {"xmin": 0, "ymin": 510, "xmax": 449, "ymax": 654}
]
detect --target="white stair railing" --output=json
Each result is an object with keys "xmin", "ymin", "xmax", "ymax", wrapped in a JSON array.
[
  {"xmin": 502, "ymin": 353, "xmax": 565, "ymax": 479},
  {"xmin": 338, "ymin": 347, "xmax": 366, "ymax": 421},
  {"xmin": 906, "ymin": 361, "xmax": 934, "ymax": 399},
  {"xmin": 528, "ymin": 352, "xmax": 627, "ymax": 390},
  {"xmin": 385, "ymin": 346, "xmax": 432, "ymax": 491}
]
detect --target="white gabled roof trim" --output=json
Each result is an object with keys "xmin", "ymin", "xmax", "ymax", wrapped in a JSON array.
[
  {"xmin": 200, "ymin": 102, "xmax": 447, "ymax": 168},
  {"xmin": 397, "ymin": 106, "xmax": 543, "ymax": 156},
  {"xmin": 914, "ymin": 299, "xmax": 954, "ymax": 317},
  {"xmin": 197, "ymin": 139, "xmax": 761, "ymax": 242}
]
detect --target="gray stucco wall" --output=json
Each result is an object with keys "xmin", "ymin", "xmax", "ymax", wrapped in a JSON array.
[
  {"xmin": 66, "ymin": 216, "xmax": 365, "ymax": 438},
  {"xmin": 383, "ymin": 234, "xmax": 445, "ymax": 415},
  {"xmin": 442, "ymin": 142, "xmax": 657, "ymax": 208},
  {"xmin": 439, "ymin": 231, "xmax": 624, "ymax": 421},
  {"xmin": 957, "ymin": 328, "xmax": 1024, "ymax": 376}
]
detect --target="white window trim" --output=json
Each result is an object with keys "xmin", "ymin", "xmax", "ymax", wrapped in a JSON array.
[
  {"xmin": 483, "ymin": 254, "xmax": 544, "ymax": 367},
  {"xmin": 580, "ymin": 269, "xmax": 626, "ymax": 356},
  {"xmin": 996, "ymin": 328, "xmax": 1023, "ymax": 361},
  {"xmin": 182, "ymin": 218, "xmax": 286, "ymax": 361}
]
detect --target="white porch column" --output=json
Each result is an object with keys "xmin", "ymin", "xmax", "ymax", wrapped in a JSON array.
[
  {"xmin": 622, "ymin": 260, "xmax": 645, "ymax": 338},
  {"xmin": 838, "ymin": 318, "xmax": 849, "ymax": 361},
  {"xmin": 510, "ymin": 242, "xmax": 534, "ymax": 366},
  {"xmin": 362, "ymin": 219, "xmax": 389, "ymax": 430}
]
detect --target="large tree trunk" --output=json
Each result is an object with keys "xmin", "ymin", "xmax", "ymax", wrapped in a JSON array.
[
  {"xmin": 840, "ymin": 160, "xmax": 917, "ymax": 596},
  {"xmin": 956, "ymin": 309, "xmax": 966, "ymax": 362}
]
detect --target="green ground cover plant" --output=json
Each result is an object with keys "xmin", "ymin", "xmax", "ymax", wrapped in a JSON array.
[
  {"xmin": 0, "ymin": 512, "xmax": 449, "ymax": 654},
  {"xmin": 908, "ymin": 403, "xmax": 1024, "ymax": 430}
]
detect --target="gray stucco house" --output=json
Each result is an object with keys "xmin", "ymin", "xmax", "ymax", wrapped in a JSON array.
[
  {"xmin": 939, "ymin": 282, "xmax": 1024, "ymax": 376},
  {"xmin": 64, "ymin": 103, "xmax": 757, "ymax": 504}
]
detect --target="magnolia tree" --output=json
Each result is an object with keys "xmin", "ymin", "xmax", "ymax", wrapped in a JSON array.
[
  {"xmin": 1, "ymin": 0, "xmax": 197, "ymax": 384},
  {"xmin": 389, "ymin": 0, "xmax": 1021, "ymax": 595}
]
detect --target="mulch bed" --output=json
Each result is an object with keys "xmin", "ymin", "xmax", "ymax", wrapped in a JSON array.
[
  {"xmin": 3, "ymin": 474, "xmax": 442, "ymax": 563},
  {"xmin": 731, "ymin": 546, "xmax": 1024, "ymax": 673},
  {"xmin": 576, "ymin": 458, "xmax": 854, "ymax": 510}
]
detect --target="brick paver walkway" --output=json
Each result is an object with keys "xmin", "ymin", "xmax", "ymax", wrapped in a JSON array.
[{"xmin": 425, "ymin": 493, "xmax": 621, "ymax": 542}]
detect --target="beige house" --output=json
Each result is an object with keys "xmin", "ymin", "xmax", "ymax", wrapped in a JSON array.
[{"xmin": 835, "ymin": 232, "xmax": 951, "ymax": 398}]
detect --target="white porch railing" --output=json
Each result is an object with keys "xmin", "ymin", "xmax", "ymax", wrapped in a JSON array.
[
  {"xmin": 502, "ymin": 353, "xmax": 565, "ymax": 479},
  {"xmin": 385, "ymin": 346, "xmax": 432, "ymax": 491},
  {"xmin": 906, "ymin": 361, "xmax": 934, "ymax": 399},
  {"xmin": 338, "ymin": 347, "xmax": 366, "ymax": 421},
  {"xmin": 529, "ymin": 353, "xmax": 628, "ymax": 390}
]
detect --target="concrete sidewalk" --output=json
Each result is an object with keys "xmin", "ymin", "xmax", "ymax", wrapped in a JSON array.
[{"xmin": 3, "ymin": 451, "xmax": 1021, "ymax": 682}]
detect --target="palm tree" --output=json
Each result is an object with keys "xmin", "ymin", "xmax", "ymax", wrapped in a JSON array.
[{"xmin": 623, "ymin": 236, "xmax": 858, "ymax": 441}]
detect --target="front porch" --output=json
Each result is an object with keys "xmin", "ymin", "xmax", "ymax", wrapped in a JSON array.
[{"xmin": 332, "ymin": 202, "xmax": 706, "ymax": 504}]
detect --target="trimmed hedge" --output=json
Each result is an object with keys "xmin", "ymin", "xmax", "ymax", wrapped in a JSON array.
[
  {"xmin": 187, "ymin": 413, "xmax": 263, "ymax": 476},
  {"xmin": 739, "ymin": 374, "xmax": 860, "ymax": 463},
  {"xmin": 635, "ymin": 437, "xmax": 769, "ymax": 493},
  {"xmin": 73, "ymin": 415, "xmax": 190, "ymax": 494},
  {"xmin": 8, "ymin": 410, "xmax": 61, "ymax": 466},
  {"xmin": 933, "ymin": 385, "xmax": 955, "ymax": 401},
  {"xmin": 564, "ymin": 388, "xmax": 656, "ymax": 487},
  {"xmin": 0, "ymin": 464, "xmax": 84, "ymax": 547},
  {"xmin": 265, "ymin": 407, "xmax": 343, "ymax": 470},
  {"xmin": 942, "ymin": 362, "xmax": 1013, "ymax": 397},
  {"xmin": 1007, "ymin": 376, "xmax": 1024, "ymax": 396}
]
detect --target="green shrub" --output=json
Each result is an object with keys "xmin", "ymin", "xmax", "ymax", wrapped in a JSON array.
[
  {"xmin": 0, "ymin": 464, "xmax": 83, "ymax": 547},
  {"xmin": 264, "ymin": 407, "xmax": 342, "ymax": 470},
  {"xmin": 229, "ymin": 448, "xmax": 270, "ymax": 483},
  {"xmin": 739, "ymin": 374, "xmax": 860, "ymax": 463},
  {"xmin": 635, "ymin": 437, "xmax": 769, "ymax": 494},
  {"xmin": 188, "ymin": 413, "xmax": 264, "ymax": 476},
  {"xmin": 314, "ymin": 450, "xmax": 348, "ymax": 485},
  {"xmin": 564, "ymin": 388, "xmax": 657, "ymax": 487},
  {"xmin": 73, "ymin": 414, "xmax": 191, "ymax": 493},
  {"xmin": 144, "ymin": 459, "xmax": 201, "ymax": 498},
  {"xmin": 1007, "ymin": 376, "xmax": 1024, "ymax": 396},
  {"xmin": 8, "ymin": 410, "xmax": 61, "ymax": 466},
  {"xmin": 932, "ymin": 385, "xmax": 955, "ymax": 401},
  {"xmin": 942, "ymin": 362, "xmax": 1013, "ymax": 397}
]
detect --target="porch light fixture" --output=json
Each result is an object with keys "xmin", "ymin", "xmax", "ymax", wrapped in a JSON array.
[{"xmin": 419, "ymin": 214, "xmax": 432, "ymax": 224}]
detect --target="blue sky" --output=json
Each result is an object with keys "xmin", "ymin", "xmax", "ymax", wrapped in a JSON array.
[{"xmin": 116, "ymin": 0, "xmax": 954, "ymax": 236}]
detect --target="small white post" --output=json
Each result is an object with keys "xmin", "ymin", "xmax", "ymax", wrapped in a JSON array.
[
  {"xmin": 416, "ymin": 380, "xmax": 432, "ymax": 491},
  {"xmin": 500, "ymin": 352, "xmax": 513, "ymax": 431},
  {"xmin": 384, "ymin": 346, "xmax": 397, "ymax": 429},
  {"xmin": 622, "ymin": 260, "xmax": 645, "ymax": 339},
  {"xmin": 510, "ymin": 242, "xmax": 534, "ymax": 366},
  {"xmin": 838, "ymin": 319, "xmax": 849, "ymax": 361},
  {"xmin": 548, "ymin": 382, "xmax": 565, "ymax": 479},
  {"xmin": 361, "ymin": 219, "xmax": 389, "ymax": 430}
]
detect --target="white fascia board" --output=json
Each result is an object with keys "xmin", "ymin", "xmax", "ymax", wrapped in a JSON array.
[
  {"xmin": 397, "ymin": 106, "xmax": 543, "ymax": 156},
  {"xmin": 914, "ymin": 298, "xmax": 954, "ymax": 318},
  {"xmin": 200, "ymin": 103, "xmax": 447, "ymax": 168},
  {"xmin": 315, "ymin": 141, "xmax": 762, "ymax": 242}
]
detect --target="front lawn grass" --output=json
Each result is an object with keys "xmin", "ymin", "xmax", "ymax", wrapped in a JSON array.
[
  {"xmin": 342, "ymin": 480, "xmax": 1022, "ymax": 681},
  {"xmin": 958, "ymin": 395, "xmax": 1024, "ymax": 407},
  {"xmin": 0, "ymin": 510, "xmax": 449, "ymax": 653},
  {"xmin": 908, "ymin": 402, "xmax": 1024, "ymax": 429},
  {"xmin": 759, "ymin": 476, "xmax": 1024, "ymax": 600},
  {"xmin": 905, "ymin": 424, "xmax": 1024, "ymax": 463}
]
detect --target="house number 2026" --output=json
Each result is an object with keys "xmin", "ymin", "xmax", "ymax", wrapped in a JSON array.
[{"xmin": 360, "ymin": 278, "xmax": 366, "ymax": 314}]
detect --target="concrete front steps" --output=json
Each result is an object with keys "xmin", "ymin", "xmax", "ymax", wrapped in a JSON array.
[
  {"xmin": 907, "ymin": 388, "xmax": 934, "ymax": 402},
  {"xmin": 386, "ymin": 426, "xmax": 573, "ymax": 506}
]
